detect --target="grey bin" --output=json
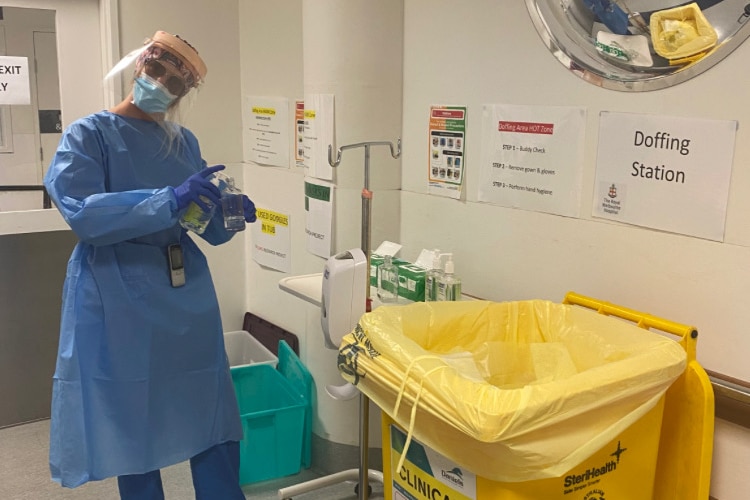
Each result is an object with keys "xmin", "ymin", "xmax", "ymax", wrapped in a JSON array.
[{"xmin": 224, "ymin": 330, "xmax": 278, "ymax": 368}]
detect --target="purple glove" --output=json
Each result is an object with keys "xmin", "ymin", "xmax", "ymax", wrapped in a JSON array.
[
  {"xmin": 242, "ymin": 195, "xmax": 257, "ymax": 223},
  {"xmin": 172, "ymin": 165, "xmax": 225, "ymax": 211}
]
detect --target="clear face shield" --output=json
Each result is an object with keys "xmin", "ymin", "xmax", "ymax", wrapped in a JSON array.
[{"xmin": 104, "ymin": 31, "xmax": 207, "ymax": 124}]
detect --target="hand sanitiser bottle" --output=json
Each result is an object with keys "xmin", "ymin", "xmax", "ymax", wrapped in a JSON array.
[
  {"xmin": 435, "ymin": 253, "xmax": 452, "ymax": 301},
  {"xmin": 425, "ymin": 249, "xmax": 443, "ymax": 302},
  {"xmin": 377, "ymin": 255, "xmax": 399, "ymax": 303},
  {"xmin": 220, "ymin": 177, "xmax": 246, "ymax": 232},
  {"xmin": 441, "ymin": 255, "xmax": 462, "ymax": 301},
  {"xmin": 180, "ymin": 172, "xmax": 232, "ymax": 234}
]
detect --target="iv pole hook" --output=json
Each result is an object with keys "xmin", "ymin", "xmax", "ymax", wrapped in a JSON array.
[
  {"xmin": 325, "ymin": 138, "xmax": 402, "ymax": 256},
  {"xmin": 328, "ymin": 139, "xmax": 402, "ymax": 168}
]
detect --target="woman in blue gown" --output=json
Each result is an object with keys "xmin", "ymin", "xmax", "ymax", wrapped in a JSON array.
[{"xmin": 43, "ymin": 31, "xmax": 255, "ymax": 499}]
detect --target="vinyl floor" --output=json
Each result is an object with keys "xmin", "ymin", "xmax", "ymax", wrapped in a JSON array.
[{"xmin": 0, "ymin": 419, "xmax": 384, "ymax": 500}]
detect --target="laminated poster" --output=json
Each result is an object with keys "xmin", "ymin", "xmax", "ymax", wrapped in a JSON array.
[
  {"xmin": 304, "ymin": 178, "xmax": 334, "ymax": 258},
  {"xmin": 478, "ymin": 104, "xmax": 586, "ymax": 217},
  {"xmin": 303, "ymin": 93, "xmax": 335, "ymax": 181},
  {"xmin": 243, "ymin": 96, "xmax": 290, "ymax": 168},
  {"xmin": 593, "ymin": 111, "xmax": 737, "ymax": 241},
  {"xmin": 428, "ymin": 105, "xmax": 467, "ymax": 199},
  {"xmin": 295, "ymin": 100, "xmax": 305, "ymax": 166},
  {"xmin": 390, "ymin": 425, "xmax": 477, "ymax": 500},
  {"xmin": 0, "ymin": 56, "xmax": 30, "ymax": 105},
  {"xmin": 251, "ymin": 207, "xmax": 291, "ymax": 273}
]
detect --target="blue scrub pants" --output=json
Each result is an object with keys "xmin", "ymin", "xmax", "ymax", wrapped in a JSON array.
[{"xmin": 117, "ymin": 441, "xmax": 244, "ymax": 500}]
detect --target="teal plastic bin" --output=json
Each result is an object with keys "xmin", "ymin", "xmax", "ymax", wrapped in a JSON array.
[{"xmin": 230, "ymin": 340, "xmax": 312, "ymax": 485}]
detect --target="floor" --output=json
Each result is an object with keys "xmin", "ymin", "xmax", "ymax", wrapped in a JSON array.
[{"xmin": 0, "ymin": 420, "xmax": 385, "ymax": 500}]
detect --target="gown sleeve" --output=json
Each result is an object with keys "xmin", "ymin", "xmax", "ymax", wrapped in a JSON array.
[{"xmin": 45, "ymin": 118, "xmax": 184, "ymax": 246}]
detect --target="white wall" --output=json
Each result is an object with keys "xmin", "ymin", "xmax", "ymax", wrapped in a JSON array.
[{"xmin": 399, "ymin": 2, "xmax": 749, "ymax": 499}]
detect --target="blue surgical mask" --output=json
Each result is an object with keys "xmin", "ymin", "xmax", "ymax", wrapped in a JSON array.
[{"xmin": 132, "ymin": 75, "xmax": 177, "ymax": 114}]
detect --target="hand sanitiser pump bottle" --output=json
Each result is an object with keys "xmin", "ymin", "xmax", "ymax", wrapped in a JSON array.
[
  {"xmin": 377, "ymin": 255, "xmax": 399, "ymax": 303},
  {"xmin": 441, "ymin": 255, "xmax": 461, "ymax": 301},
  {"xmin": 425, "ymin": 249, "xmax": 443, "ymax": 302},
  {"xmin": 435, "ymin": 253, "xmax": 452, "ymax": 301}
]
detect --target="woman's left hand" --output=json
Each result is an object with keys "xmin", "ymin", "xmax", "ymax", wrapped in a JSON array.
[{"xmin": 242, "ymin": 195, "xmax": 257, "ymax": 223}]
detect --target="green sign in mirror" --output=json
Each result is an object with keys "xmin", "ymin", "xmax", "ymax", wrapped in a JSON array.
[{"xmin": 525, "ymin": 0, "xmax": 750, "ymax": 91}]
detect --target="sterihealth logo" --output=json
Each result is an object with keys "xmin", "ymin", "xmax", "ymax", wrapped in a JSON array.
[{"xmin": 563, "ymin": 441, "xmax": 627, "ymax": 489}]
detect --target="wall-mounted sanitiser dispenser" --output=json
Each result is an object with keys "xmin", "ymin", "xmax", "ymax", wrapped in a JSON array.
[{"xmin": 321, "ymin": 248, "xmax": 367, "ymax": 349}]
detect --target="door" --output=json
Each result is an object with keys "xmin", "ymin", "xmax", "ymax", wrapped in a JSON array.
[{"xmin": 33, "ymin": 30, "xmax": 61, "ymax": 201}]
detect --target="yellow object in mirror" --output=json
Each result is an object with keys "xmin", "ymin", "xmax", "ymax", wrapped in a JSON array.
[{"xmin": 650, "ymin": 3, "xmax": 718, "ymax": 60}]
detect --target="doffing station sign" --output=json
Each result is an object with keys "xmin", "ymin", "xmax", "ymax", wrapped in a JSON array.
[{"xmin": 592, "ymin": 111, "xmax": 737, "ymax": 241}]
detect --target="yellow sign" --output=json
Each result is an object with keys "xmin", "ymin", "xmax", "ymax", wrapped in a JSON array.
[
  {"xmin": 251, "ymin": 106, "xmax": 276, "ymax": 116},
  {"xmin": 257, "ymin": 208, "xmax": 289, "ymax": 226}
]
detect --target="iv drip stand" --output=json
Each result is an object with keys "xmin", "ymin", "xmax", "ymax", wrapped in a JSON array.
[
  {"xmin": 329, "ymin": 139, "xmax": 402, "ymax": 307},
  {"xmin": 277, "ymin": 138, "xmax": 401, "ymax": 500},
  {"xmin": 331, "ymin": 139, "xmax": 401, "ymax": 499}
]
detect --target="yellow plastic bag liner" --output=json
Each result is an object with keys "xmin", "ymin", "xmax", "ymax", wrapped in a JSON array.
[
  {"xmin": 338, "ymin": 300, "xmax": 686, "ymax": 482},
  {"xmin": 650, "ymin": 2, "xmax": 718, "ymax": 60}
]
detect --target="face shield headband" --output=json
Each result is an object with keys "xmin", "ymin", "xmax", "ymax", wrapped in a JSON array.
[{"xmin": 103, "ymin": 31, "xmax": 207, "ymax": 97}]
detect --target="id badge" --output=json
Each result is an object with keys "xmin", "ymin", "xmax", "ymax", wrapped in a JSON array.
[{"xmin": 168, "ymin": 244, "xmax": 186, "ymax": 287}]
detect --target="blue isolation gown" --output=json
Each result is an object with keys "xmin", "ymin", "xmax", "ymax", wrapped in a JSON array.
[{"xmin": 43, "ymin": 111, "xmax": 243, "ymax": 488}]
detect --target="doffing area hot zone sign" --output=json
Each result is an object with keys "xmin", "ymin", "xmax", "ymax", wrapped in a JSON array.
[
  {"xmin": 478, "ymin": 104, "xmax": 586, "ymax": 217},
  {"xmin": 593, "ymin": 111, "xmax": 737, "ymax": 241}
]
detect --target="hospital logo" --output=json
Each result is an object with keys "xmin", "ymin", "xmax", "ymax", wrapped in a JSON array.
[
  {"xmin": 441, "ymin": 467, "xmax": 464, "ymax": 488},
  {"xmin": 599, "ymin": 181, "xmax": 624, "ymax": 217}
]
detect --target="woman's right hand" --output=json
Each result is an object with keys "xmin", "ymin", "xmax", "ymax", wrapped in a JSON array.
[{"xmin": 172, "ymin": 164, "xmax": 225, "ymax": 210}]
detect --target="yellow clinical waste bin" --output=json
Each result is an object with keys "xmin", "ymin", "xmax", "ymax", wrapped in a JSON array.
[{"xmin": 338, "ymin": 292, "xmax": 714, "ymax": 500}]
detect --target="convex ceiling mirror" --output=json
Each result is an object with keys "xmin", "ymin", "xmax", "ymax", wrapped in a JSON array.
[{"xmin": 525, "ymin": 0, "xmax": 750, "ymax": 91}]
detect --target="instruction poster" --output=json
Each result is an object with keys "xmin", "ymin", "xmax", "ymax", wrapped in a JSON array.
[
  {"xmin": 295, "ymin": 100, "xmax": 305, "ymax": 165},
  {"xmin": 251, "ymin": 207, "xmax": 291, "ymax": 273},
  {"xmin": 304, "ymin": 178, "xmax": 334, "ymax": 258},
  {"xmin": 428, "ymin": 105, "xmax": 467, "ymax": 199},
  {"xmin": 390, "ymin": 425, "xmax": 477, "ymax": 500},
  {"xmin": 0, "ymin": 56, "xmax": 30, "ymax": 105},
  {"xmin": 243, "ymin": 96, "xmax": 290, "ymax": 167},
  {"xmin": 478, "ymin": 104, "xmax": 586, "ymax": 217},
  {"xmin": 303, "ymin": 93, "xmax": 335, "ymax": 181},
  {"xmin": 593, "ymin": 111, "xmax": 737, "ymax": 241}
]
